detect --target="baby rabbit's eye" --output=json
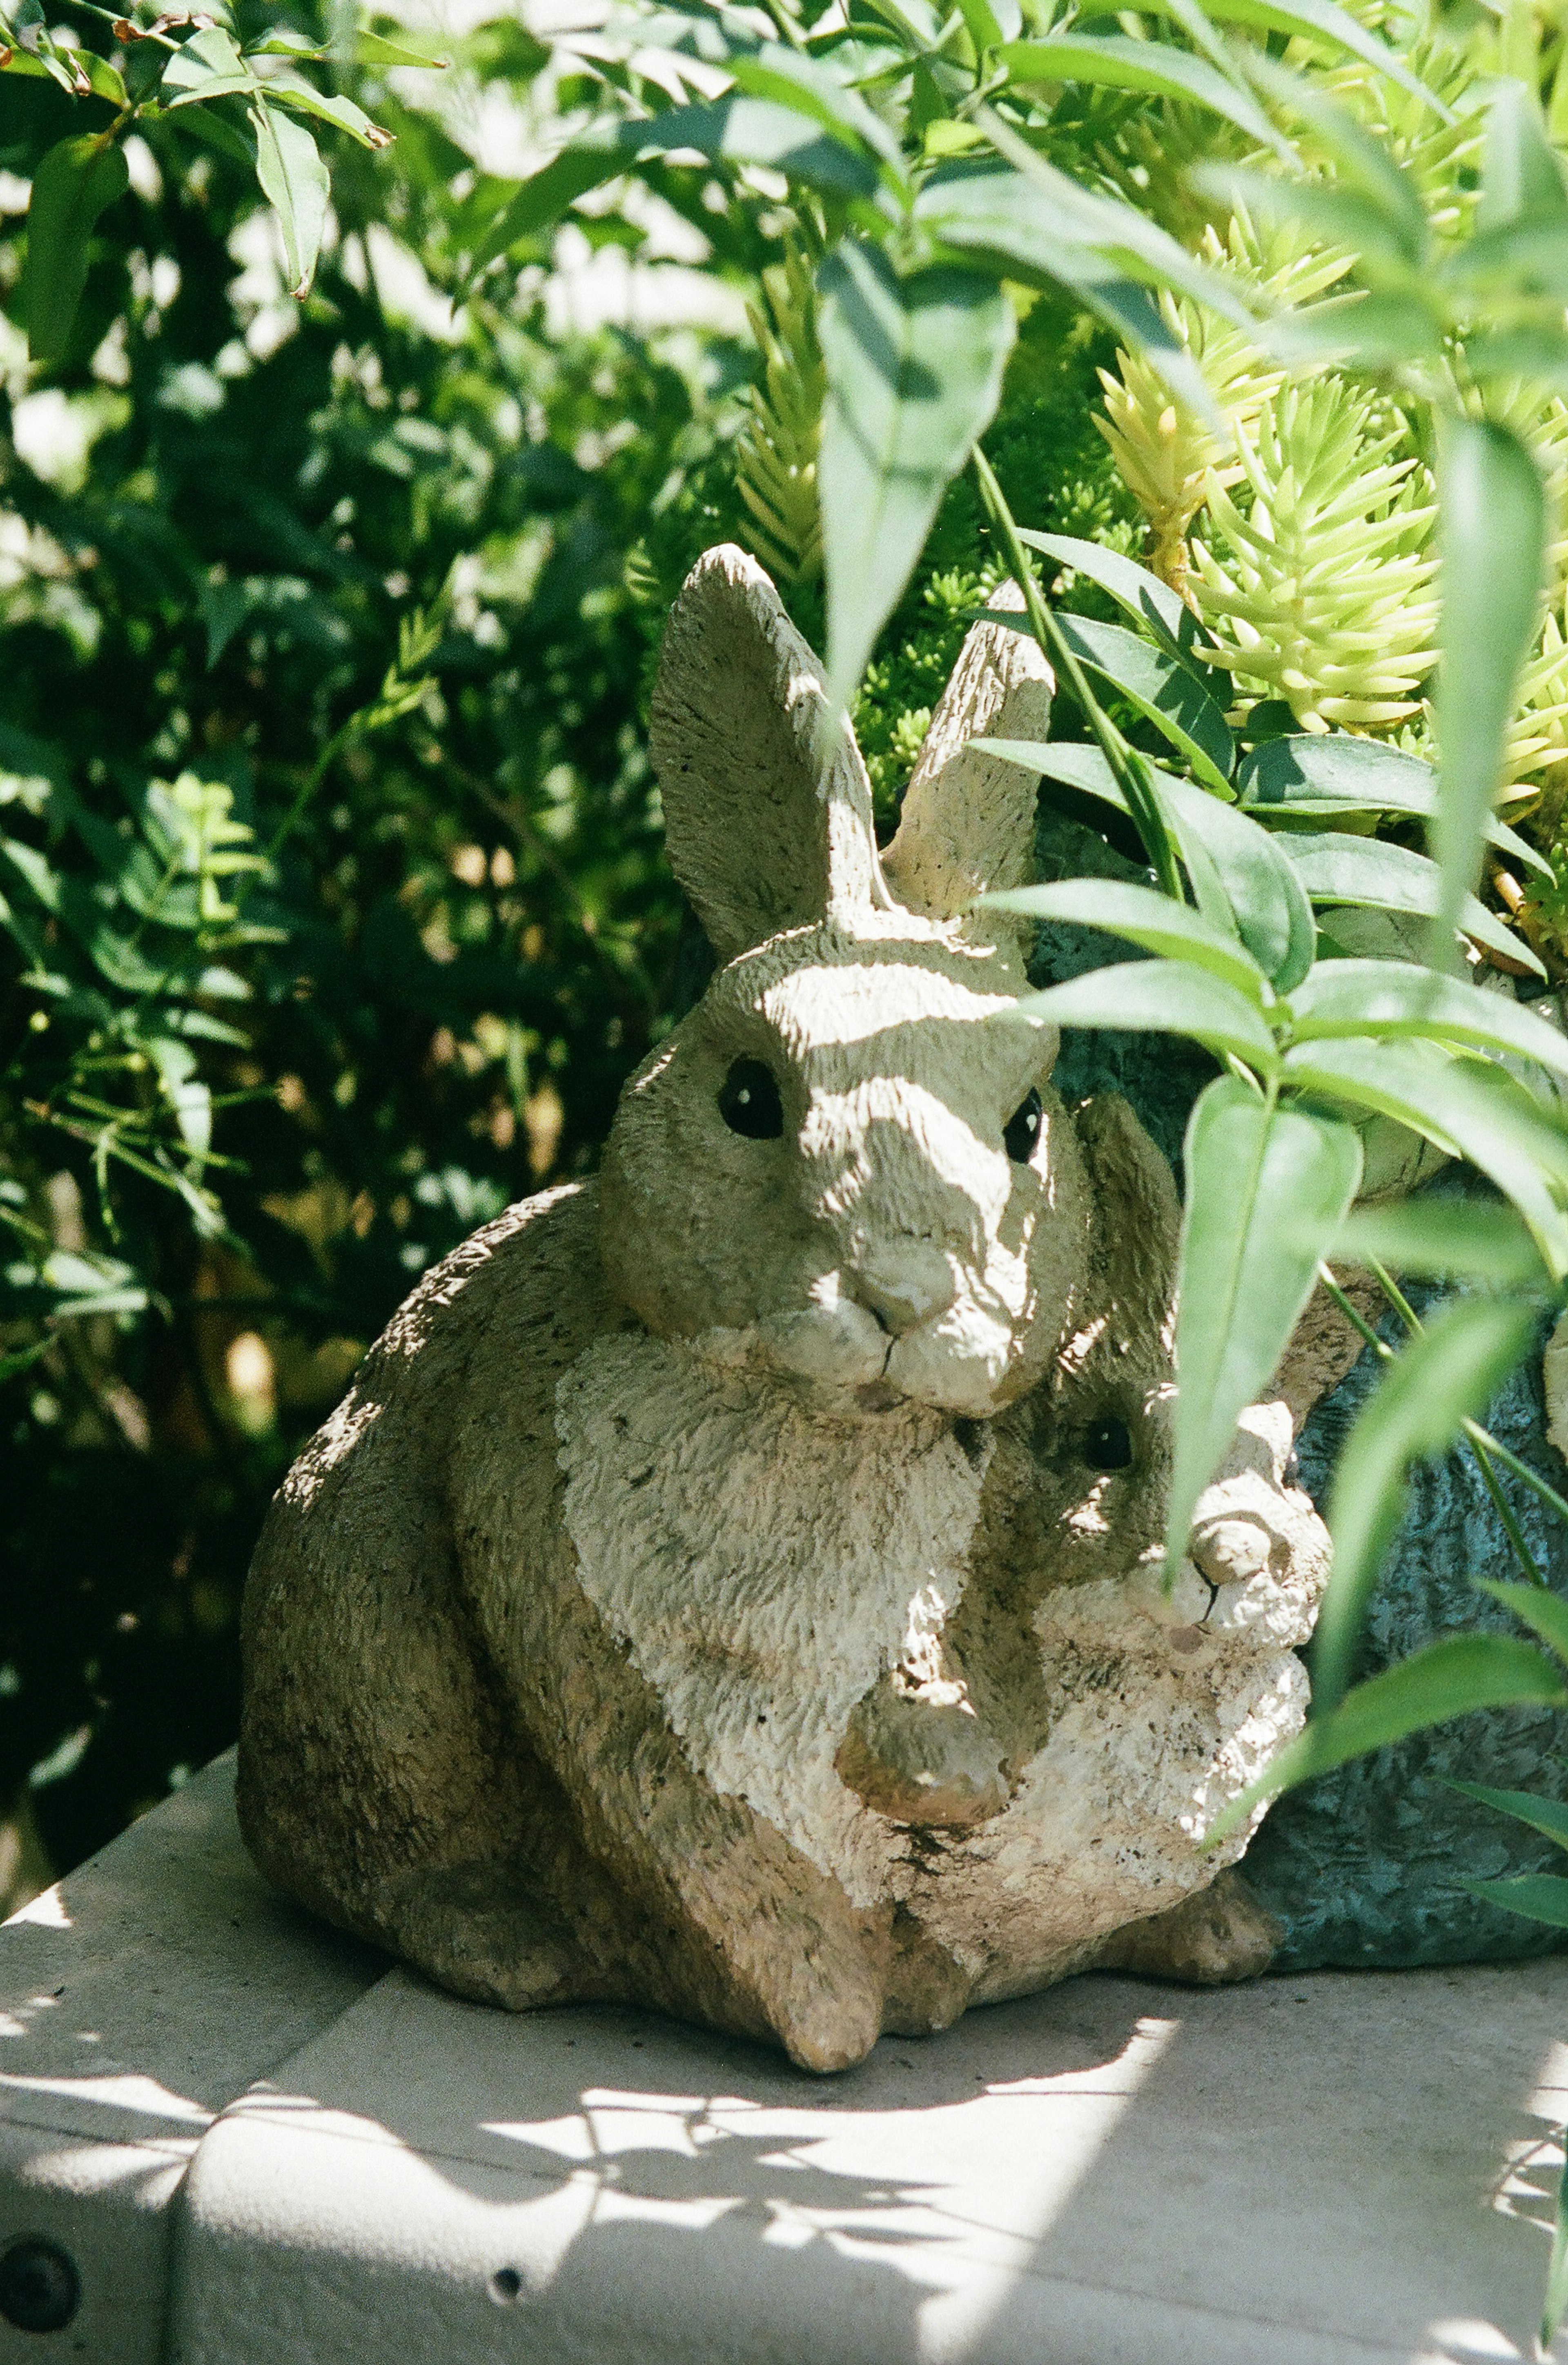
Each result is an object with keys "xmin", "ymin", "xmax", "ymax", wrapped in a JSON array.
[
  {"xmin": 719, "ymin": 1058, "xmax": 784, "ymax": 1140},
  {"xmin": 1082, "ymin": 1415, "xmax": 1134, "ymax": 1472},
  {"xmin": 1003, "ymin": 1087, "xmax": 1043, "ymax": 1164}
]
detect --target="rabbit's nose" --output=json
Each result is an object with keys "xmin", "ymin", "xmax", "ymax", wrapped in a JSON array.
[{"xmin": 849, "ymin": 1241, "xmax": 956, "ymax": 1335}]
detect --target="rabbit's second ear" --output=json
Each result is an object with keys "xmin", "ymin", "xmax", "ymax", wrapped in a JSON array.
[
  {"xmin": 650, "ymin": 545, "xmax": 891, "ymax": 963},
  {"xmin": 882, "ymin": 582, "xmax": 1052, "ymax": 926}
]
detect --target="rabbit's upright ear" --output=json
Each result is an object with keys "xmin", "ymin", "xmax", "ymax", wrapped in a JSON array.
[
  {"xmin": 650, "ymin": 545, "xmax": 891, "ymax": 961},
  {"xmin": 882, "ymin": 582, "xmax": 1052, "ymax": 928}
]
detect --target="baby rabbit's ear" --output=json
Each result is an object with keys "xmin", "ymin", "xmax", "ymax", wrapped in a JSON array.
[
  {"xmin": 650, "ymin": 544, "xmax": 891, "ymax": 961},
  {"xmin": 882, "ymin": 582, "xmax": 1052, "ymax": 930}
]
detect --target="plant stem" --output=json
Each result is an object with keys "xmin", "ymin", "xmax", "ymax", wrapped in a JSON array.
[
  {"xmin": 970, "ymin": 446, "xmax": 1185, "ymax": 903},
  {"xmin": 1461, "ymin": 1417, "xmax": 1568, "ymax": 1534}
]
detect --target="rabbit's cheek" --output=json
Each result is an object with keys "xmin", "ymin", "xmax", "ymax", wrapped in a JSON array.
[{"xmin": 884, "ymin": 1300, "xmax": 1016, "ymax": 1416}]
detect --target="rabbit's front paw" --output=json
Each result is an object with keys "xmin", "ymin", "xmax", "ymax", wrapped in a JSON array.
[{"xmin": 753, "ymin": 1911, "xmax": 884, "ymax": 2073}]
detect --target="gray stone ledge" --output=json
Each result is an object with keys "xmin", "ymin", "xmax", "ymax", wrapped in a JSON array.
[{"xmin": 5, "ymin": 1757, "xmax": 1568, "ymax": 2363}]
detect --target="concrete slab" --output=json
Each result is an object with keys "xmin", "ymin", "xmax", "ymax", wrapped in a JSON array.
[{"xmin": 7, "ymin": 1758, "xmax": 1568, "ymax": 2363}]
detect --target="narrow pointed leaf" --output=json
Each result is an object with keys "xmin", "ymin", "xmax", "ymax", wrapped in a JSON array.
[
  {"xmin": 1331, "ymin": 1196, "xmax": 1549, "ymax": 1286},
  {"xmin": 1207, "ymin": 1634, "xmax": 1566, "ymax": 1845},
  {"xmin": 1461, "ymin": 1875, "xmax": 1568, "ymax": 1928},
  {"xmin": 1017, "ymin": 529, "xmax": 1203, "ymax": 655},
  {"xmin": 1240, "ymin": 734, "xmax": 1550, "ymax": 877},
  {"xmin": 267, "ymin": 80, "xmax": 393, "ymax": 150},
  {"xmin": 250, "ymin": 100, "xmax": 329, "ymax": 297},
  {"xmin": 1446, "ymin": 1780, "xmax": 1568, "ymax": 1852},
  {"xmin": 1011, "ymin": 960, "xmax": 1276, "ymax": 1064},
  {"xmin": 1478, "ymin": 80, "xmax": 1568, "ymax": 233},
  {"xmin": 1051, "ymin": 613, "xmax": 1234, "ymax": 793},
  {"xmin": 1433, "ymin": 419, "xmax": 1545, "ymax": 966},
  {"xmin": 1313, "ymin": 1300, "xmax": 1540, "ymax": 1707},
  {"xmin": 817, "ymin": 243, "xmax": 1013, "ymax": 715},
  {"xmin": 1478, "ymin": 1577, "xmax": 1568, "ymax": 1666},
  {"xmin": 1169, "ymin": 1079, "xmax": 1362, "ymax": 1576},
  {"xmin": 981, "ymin": 876, "xmax": 1265, "ymax": 995},
  {"xmin": 998, "ymin": 35, "xmax": 1278, "ymax": 146},
  {"xmin": 1282, "ymin": 1038, "xmax": 1568, "ymax": 1277},
  {"xmin": 1287, "ymin": 961, "xmax": 1568, "ymax": 1074},
  {"xmin": 1138, "ymin": 0, "xmax": 1448, "ymax": 114},
  {"xmin": 1276, "ymin": 831, "xmax": 1543, "ymax": 976}
]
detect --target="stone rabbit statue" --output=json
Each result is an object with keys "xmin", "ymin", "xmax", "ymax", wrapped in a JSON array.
[{"xmin": 238, "ymin": 545, "xmax": 1328, "ymax": 2072}]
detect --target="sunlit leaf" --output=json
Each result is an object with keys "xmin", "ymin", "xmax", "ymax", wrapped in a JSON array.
[
  {"xmin": 817, "ymin": 241, "xmax": 1013, "ymax": 716},
  {"xmin": 1287, "ymin": 961, "xmax": 1568, "ymax": 1074},
  {"xmin": 1011, "ymin": 958, "xmax": 1277, "ymax": 1063},
  {"xmin": 999, "ymin": 35, "xmax": 1277, "ymax": 147},
  {"xmin": 1169, "ymin": 1077, "xmax": 1362, "ymax": 1577},
  {"xmin": 1016, "ymin": 529, "xmax": 1203, "ymax": 654},
  {"xmin": 1330, "ymin": 1196, "xmax": 1550, "ymax": 1287},
  {"xmin": 1275, "ymin": 831, "xmax": 1543, "ymax": 976},
  {"xmin": 1432, "ymin": 418, "xmax": 1545, "ymax": 967},
  {"xmin": 250, "ymin": 98, "xmax": 329, "ymax": 298},
  {"xmin": 1049, "ymin": 613, "xmax": 1234, "ymax": 793},
  {"xmin": 1140, "ymin": 0, "xmax": 1448, "ymax": 114},
  {"xmin": 268, "ymin": 80, "xmax": 394, "ymax": 151},
  {"xmin": 1312, "ymin": 1300, "xmax": 1540, "ymax": 1707},
  {"xmin": 982, "ymin": 874, "xmax": 1263, "ymax": 995},
  {"xmin": 1238, "ymin": 733, "xmax": 1550, "ymax": 877}
]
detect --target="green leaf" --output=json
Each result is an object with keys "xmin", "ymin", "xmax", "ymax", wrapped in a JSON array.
[
  {"xmin": 1194, "ymin": 162, "xmax": 1427, "ymax": 276},
  {"xmin": 1169, "ymin": 1078, "xmax": 1362, "ymax": 1576},
  {"xmin": 1477, "ymin": 1576, "xmax": 1568, "ymax": 1667},
  {"xmin": 984, "ymin": 735, "xmax": 1314, "ymax": 985},
  {"xmin": 1330, "ymin": 1196, "xmax": 1550, "ymax": 1287},
  {"xmin": 159, "ymin": 24, "xmax": 254, "ymax": 104},
  {"xmin": 1239, "ymin": 733, "xmax": 1550, "ymax": 878},
  {"xmin": 1016, "ymin": 529, "xmax": 1202, "ymax": 656},
  {"xmin": 817, "ymin": 243, "xmax": 1013, "ymax": 717},
  {"xmin": 1207, "ymin": 1634, "xmax": 1566, "ymax": 1843},
  {"xmin": 1051, "ymin": 613, "xmax": 1234, "ymax": 794},
  {"xmin": 1478, "ymin": 78, "xmax": 1568, "ymax": 233},
  {"xmin": 1263, "ymin": 288, "xmax": 1444, "ymax": 372},
  {"xmin": 726, "ymin": 44, "xmax": 907, "ymax": 184},
  {"xmin": 462, "ymin": 134, "xmax": 625, "ymax": 276},
  {"xmin": 1274, "ymin": 831, "xmax": 1544, "ymax": 976},
  {"xmin": 1287, "ymin": 960, "xmax": 1568, "ymax": 1075},
  {"xmin": 1460, "ymin": 1874, "xmax": 1568, "ymax": 1929},
  {"xmin": 1138, "ymin": 0, "xmax": 1448, "ymax": 115},
  {"xmin": 1312, "ymin": 1299, "xmax": 1540, "ymax": 1707},
  {"xmin": 20, "ymin": 134, "xmax": 130, "ymax": 366},
  {"xmin": 250, "ymin": 98, "xmax": 329, "ymax": 298},
  {"xmin": 1282, "ymin": 1038, "xmax": 1568, "ymax": 1277},
  {"xmin": 628, "ymin": 94, "xmax": 884, "ymax": 196},
  {"xmin": 981, "ymin": 875, "xmax": 1265, "ymax": 996},
  {"xmin": 998, "ymin": 34, "xmax": 1278, "ymax": 146},
  {"xmin": 267, "ymin": 79, "xmax": 393, "ymax": 151},
  {"xmin": 354, "ymin": 28, "xmax": 451, "ymax": 67},
  {"xmin": 1010, "ymin": 959, "xmax": 1276, "ymax": 1065},
  {"xmin": 1433, "ymin": 419, "xmax": 1545, "ymax": 966},
  {"xmin": 1446, "ymin": 1778, "xmax": 1568, "ymax": 1853}
]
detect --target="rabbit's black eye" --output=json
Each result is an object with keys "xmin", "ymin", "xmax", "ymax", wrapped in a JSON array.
[
  {"xmin": 719, "ymin": 1058, "xmax": 784, "ymax": 1140},
  {"xmin": 1083, "ymin": 1415, "xmax": 1133, "ymax": 1472},
  {"xmin": 1004, "ymin": 1088, "xmax": 1043, "ymax": 1164}
]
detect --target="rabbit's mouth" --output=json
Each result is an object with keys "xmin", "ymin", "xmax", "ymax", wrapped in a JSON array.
[{"xmin": 752, "ymin": 1281, "xmax": 1022, "ymax": 1418}]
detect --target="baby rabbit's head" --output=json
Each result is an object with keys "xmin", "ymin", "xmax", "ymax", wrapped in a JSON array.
[{"xmin": 601, "ymin": 546, "xmax": 1085, "ymax": 1421}]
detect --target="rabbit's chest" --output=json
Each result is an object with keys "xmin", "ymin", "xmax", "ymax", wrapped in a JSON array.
[{"xmin": 555, "ymin": 1331, "xmax": 988, "ymax": 1902}]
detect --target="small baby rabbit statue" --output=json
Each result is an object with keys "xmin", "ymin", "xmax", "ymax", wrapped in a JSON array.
[{"xmin": 238, "ymin": 546, "xmax": 1329, "ymax": 2071}]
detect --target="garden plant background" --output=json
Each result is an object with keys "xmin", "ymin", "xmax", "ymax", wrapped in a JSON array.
[{"xmin": 11, "ymin": 0, "xmax": 1568, "ymax": 2006}]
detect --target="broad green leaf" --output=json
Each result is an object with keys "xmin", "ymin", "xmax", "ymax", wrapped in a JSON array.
[
  {"xmin": 20, "ymin": 135, "xmax": 130, "ymax": 366},
  {"xmin": 268, "ymin": 80, "xmax": 393, "ymax": 151},
  {"xmin": 1478, "ymin": 1576, "xmax": 1568, "ymax": 1667},
  {"xmin": 984, "ymin": 736, "xmax": 1314, "ymax": 985},
  {"xmin": 1169, "ymin": 1078, "xmax": 1362, "ymax": 1576},
  {"xmin": 1447, "ymin": 1779, "xmax": 1568, "ymax": 1853},
  {"xmin": 998, "ymin": 35, "xmax": 1277, "ymax": 146},
  {"xmin": 250, "ymin": 99, "xmax": 329, "ymax": 298},
  {"xmin": 1313, "ymin": 1298, "xmax": 1539, "ymax": 1707},
  {"xmin": 1287, "ymin": 961, "xmax": 1568, "ymax": 1075},
  {"xmin": 159, "ymin": 25, "xmax": 254, "ymax": 104},
  {"xmin": 1207, "ymin": 1634, "xmax": 1566, "ymax": 1842},
  {"xmin": 1437, "ymin": 215, "xmax": 1568, "ymax": 303},
  {"xmin": 1461, "ymin": 1874, "xmax": 1568, "ymax": 1928},
  {"xmin": 1016, "ymin": 529, "xmax": 1201, "ymax": 655},
  {"xmin": 1275, "ymin": 831, "xmax": 1544, "ymax": 976},
  {"xmin": 1051, "ymin": 613, "xmax": 1234, "ymax": 794},
  {"xmin": 1010, "ymin": 959, "xmax": 1277, "ymax": 1065},
  {"xmin": 817, "ymin": 243, "xmax": 1013, "ymax": 717},
  {"xmin": 627, "ymin": 94, "xmax": 884, "ymax": 196},
  {"xmin": 1282, "ymin": 1037, "xmax": 1568, "ymax": 1276},
  {"xmin": 981, "ymin": 875, "xmax": 1265, "ymax": 996},
  {"xmin": 1331, "ymin": 1196, "xmax": 1549, "ymax": 1287},
  {"xmin": 1239, "ymin": 733, "xmax": 1550, "ymax": 877},
  {"xmin": 462, "ymin": 133, "xmax": 626, "ymax": 276},
  {"xmin": 1433, "ymin": 419, "xmax": 1545, "ymax": 966},
  {"xmin": 1138, "ymin": 0, "xmax": 1447, "ymax": 114}
]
